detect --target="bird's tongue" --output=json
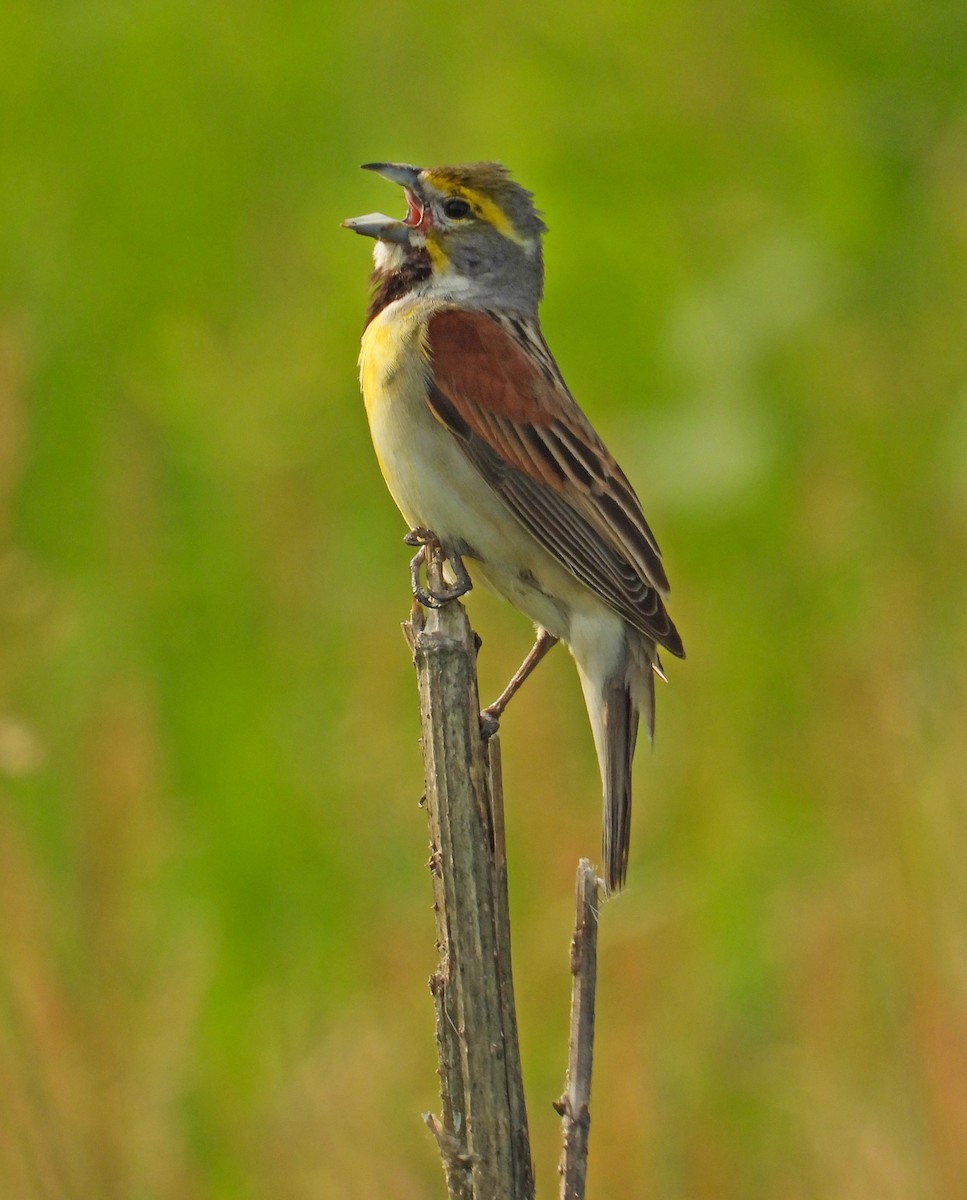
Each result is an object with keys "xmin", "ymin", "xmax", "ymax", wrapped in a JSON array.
[{"xmin": 403, "ymin": 188, "xmax": 426, "ymax": 227}]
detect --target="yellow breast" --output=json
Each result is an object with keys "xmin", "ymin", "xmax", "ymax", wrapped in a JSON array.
[
  {"xmin": 357, "ymin": 297, "xmax": 459, "ymax": 530},
  {"xmin": 358, "ymin": 298, "xmax": 430, "ymax": 421}
]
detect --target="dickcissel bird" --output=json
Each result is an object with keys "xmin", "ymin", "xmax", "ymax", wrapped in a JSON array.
[{"xmin": 344, "ymin": 161, "xmax": 684, "ymax": 892}]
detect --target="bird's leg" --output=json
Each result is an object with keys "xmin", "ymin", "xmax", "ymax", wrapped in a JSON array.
[
  {"xmin": 404, "ymin": 528, "xmax": 473, "ymax": 608},
  {"xmin": 480, "ymin": 629, "xmax": 559, "ymax": 737}
]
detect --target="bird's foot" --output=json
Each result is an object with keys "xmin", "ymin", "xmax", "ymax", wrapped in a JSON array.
[
  {"xmin": 404, "ymin": 528, "xmax": 473, "ymax": 608},
  {"xmin": 479, "ymin": 707, "xmax": 501, "ymax": 740}
]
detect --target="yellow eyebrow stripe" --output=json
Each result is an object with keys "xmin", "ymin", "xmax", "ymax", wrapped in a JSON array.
[{"xmin": 422, "ymin": 173, "xmax": 528, "ymax": 245}]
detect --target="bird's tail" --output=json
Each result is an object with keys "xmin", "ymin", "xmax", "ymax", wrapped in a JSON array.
[
  {"xmin": 577, "ymin": 638, "xmax": 655, "ymax": 894},
  {"xmin": 599, "ymin": 676, "xmax": 639, "ymax": 893}
]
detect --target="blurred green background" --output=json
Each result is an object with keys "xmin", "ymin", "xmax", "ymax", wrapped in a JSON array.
[{"xmin": 2, "ymin": 1, "xmax": 966, "ymax": 1196}]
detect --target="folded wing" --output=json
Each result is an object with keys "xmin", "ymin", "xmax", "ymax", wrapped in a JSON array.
[{"xmin": 424, "ymin": 307, "xmax": 684, "ymax": 657}]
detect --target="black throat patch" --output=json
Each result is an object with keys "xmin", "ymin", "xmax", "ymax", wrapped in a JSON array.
[{"xmin": 364, "ymin": 251, "xmax": 432, "ymax": 327}]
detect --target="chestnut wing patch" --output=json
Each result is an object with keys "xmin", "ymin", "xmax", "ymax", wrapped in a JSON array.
[{"xmin": 424, "ymin": 308, "xmax": 683, "ymax": 656}]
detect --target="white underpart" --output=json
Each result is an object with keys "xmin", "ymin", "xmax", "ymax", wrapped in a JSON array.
[
  {"xmin": 570, "ymin": 607, "xmax": 627, "ymax": 780},
  {"xmin": 423, "ymin": 268, "xmax": 480, "ymax": 302},
  {"xmin": 372, "ymin": 240, "xmax": 409, "ymax": 271}
]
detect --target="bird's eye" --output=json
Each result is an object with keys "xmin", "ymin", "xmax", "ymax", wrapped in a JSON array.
[{"xmin": 443, "ymin": 198, "xmax": 472, "ymax": 219}]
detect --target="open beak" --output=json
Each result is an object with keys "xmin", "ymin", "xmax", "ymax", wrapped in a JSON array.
[{"xmin": 342, "ymin": 162, "xmax": 428, "ymax": 243}]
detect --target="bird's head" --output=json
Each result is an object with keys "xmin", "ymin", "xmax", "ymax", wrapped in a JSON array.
[{"xmin": 343, "ymin": 161, "xmax": 546, "ymax": 313}]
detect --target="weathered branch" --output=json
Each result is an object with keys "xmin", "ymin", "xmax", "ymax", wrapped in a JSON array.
[
  {"xmin": 555, "ymin": 860, "xmax": 600, "ymax": 1200},
  {"xmin": 401, "ymin": 538, "xmax": 604, "ymax": 1199},
  {"xmin": 403, "ymin": 589, "xmax": 535, "ymax": 1200}
]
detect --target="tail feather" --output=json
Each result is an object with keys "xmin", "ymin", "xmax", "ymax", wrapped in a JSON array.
[
  {"xmin": 575, "ymin": 631, "xmax": 657, "ymax": 894},
  {"xmin": 602, "ymin": 664, "xmax": 658, "ymax": 892},
  {"xmin": 600, "ymin": 678, "xmax": 636, "ymax": 892}
]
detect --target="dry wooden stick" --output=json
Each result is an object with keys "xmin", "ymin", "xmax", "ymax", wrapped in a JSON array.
[
  {"xmin": 403, "ymin": 584, "xmax": 535, "ymax": 1200},
  {"xmin": 555, "ymin": 859, "xmax": 601, "ymax": 1200}
]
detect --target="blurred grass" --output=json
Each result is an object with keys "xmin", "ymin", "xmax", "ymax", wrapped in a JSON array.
[{"xmin": 1, "ymin": 0, "xmax": 966, "ymax": 1196}]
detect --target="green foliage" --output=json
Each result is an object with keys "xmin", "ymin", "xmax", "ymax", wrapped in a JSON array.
[{"xmin": 2, "ymin": 1, "xmax": 966, "ymax": 1196}]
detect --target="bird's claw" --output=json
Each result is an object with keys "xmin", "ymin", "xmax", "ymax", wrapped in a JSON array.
[
  {"xmin": 403, "ymin": 527, "xmax": 436, "ymax": 548},
  {"xmin": 405, "ymin": 528, "xmax": 473, "ymax": 608},
  {"xmin": 419, "ymin": 585, "xmax": 471, "ymax": 608},
  {"xmin": 479, "ymin": 708, "xmax": 501, "ymax": 740}
]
